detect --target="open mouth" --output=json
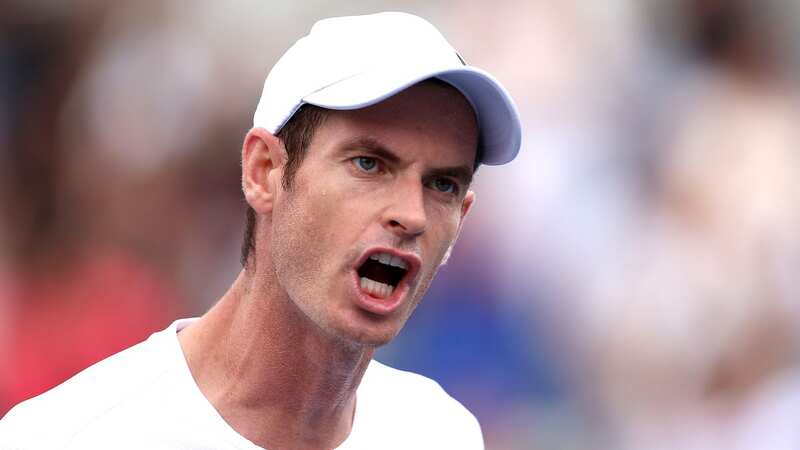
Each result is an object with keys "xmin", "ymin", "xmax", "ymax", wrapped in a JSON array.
[{"xmin": 357, "ymin": 251, "xmax": 410, "ymax": 299}]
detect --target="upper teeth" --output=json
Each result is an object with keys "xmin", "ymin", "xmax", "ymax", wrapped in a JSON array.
[{"xmin": 369, "ymin": 252, "xmax": 408, "ymax": 270}]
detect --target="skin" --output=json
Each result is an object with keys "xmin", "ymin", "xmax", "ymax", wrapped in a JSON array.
[{"xmin": 178, "ymin": 81, "xmax": 478, "ymax": 449}]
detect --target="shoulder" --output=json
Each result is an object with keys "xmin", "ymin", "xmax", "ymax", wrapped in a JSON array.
[
  {"xmin": 355, "ymin": 360, "xmax": 483, "ymax": 449},
  {"xmin": 0, "ymin": 324, "xmax": 177, "ymax": 449}
]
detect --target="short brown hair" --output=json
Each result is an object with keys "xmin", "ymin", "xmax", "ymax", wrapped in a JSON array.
[{"xmin": 240, "ymin": 105, "xmax": 329, "ymax": 267}]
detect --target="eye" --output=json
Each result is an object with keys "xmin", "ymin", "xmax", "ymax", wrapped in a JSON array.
[
  {"xmin": 430, "ymin": 177, "xmax": 457, "ymax": 195},
  {"xmin": 353, "ymin": 156, "xmax": 379, "ymax": 173}
]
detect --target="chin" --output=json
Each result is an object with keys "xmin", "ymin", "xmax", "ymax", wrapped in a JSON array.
[
  {"xmin": 329, "ymin": 312, "xmax": 405, "ymax": 348},
  {"xmin": 347, "ymin": 333, "xmax": 395, "ymax": 348}
]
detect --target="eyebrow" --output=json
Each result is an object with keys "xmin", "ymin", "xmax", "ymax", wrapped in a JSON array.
[
  {"xmin": 343, "ymin": 137, "xmax": 402, "ymax": 165},
  {"xmin": 342, "ymin": 136, "xmax": 475, "ymax": 186}
]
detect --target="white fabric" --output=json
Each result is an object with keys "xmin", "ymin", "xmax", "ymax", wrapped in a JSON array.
[
  {"xmin": 0, "ymin": 319, "xmax": 483, "ymax": 449},
  {"xmin": 252, "ymin": 12, "xmax": 521, "ymax": 166}
]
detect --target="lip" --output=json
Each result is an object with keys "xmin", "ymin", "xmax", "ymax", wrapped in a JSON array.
[{"xmin": 351, "ymin": 247, "xmax": 422, "ymax": 316}]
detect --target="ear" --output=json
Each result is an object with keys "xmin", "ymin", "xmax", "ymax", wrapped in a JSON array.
[
  {"xmin": 460, "ymin": 189, "xmax": 475, "ymax": 222},
  {"xmin": 242, "ymin": 127, "xmax": 285, "ymax": 214}
]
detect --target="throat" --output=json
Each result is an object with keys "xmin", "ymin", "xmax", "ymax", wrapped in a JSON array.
[{"xmin": 181, "ymin": 283, "xmax": 372, "ymax": 450}]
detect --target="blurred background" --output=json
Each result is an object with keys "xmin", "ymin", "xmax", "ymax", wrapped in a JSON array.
[{"xmin": 2, "ymin": 0, "xmax": 800, "ymax": 448}]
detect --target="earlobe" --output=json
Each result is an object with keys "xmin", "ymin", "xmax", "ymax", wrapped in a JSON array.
[
  {"xmin": 460, "ymin": 190, "xmax": 475, "ymax": 221},
  {"xmin": 242, "ymin": 127, "xmax": 285, "ymax": 214},
  {"xmin": 453, "ymin": 190, "xmax": 475, "ymax": 243}
]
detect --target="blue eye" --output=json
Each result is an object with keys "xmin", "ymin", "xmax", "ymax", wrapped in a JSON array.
[
  {"xmin": 431, "ymin": 178, "xmax": 457, "ymax": 194},
  {"xmin": 353, "ymin": 157, "xmax": 378, "ymax": 173}
]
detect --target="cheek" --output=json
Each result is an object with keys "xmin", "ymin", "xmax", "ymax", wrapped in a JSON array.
[
  {"xmin": 427, "ymin": 205, "xmax": 463, "ymax": 255},
  {"xmin": 270, "ymin": 179, "xmax": 356, "ymax": 287}
]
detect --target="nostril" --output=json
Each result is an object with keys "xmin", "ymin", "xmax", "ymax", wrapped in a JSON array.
[{"xmin": 389, "ymin": 220, "xmax": 401, "ymax": 228}]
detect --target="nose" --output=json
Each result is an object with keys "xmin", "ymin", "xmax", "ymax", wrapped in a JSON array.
[{"xmin": 384, "ymin": 179, "xmax": 427, "ymax": 238}]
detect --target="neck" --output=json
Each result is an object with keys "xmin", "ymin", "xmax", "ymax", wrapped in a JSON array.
[{"xmin": 178, "ymin": 269, "xmax": 373, "ymax": 450}]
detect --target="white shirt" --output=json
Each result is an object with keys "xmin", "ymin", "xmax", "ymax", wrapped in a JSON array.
[{"xmin": 0, "ymin": 319, "xmax": 483, "ymax": 449}]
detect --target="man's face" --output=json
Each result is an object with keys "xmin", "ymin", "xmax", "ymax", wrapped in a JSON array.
[{"xmin": 268, "ymin": 81, "xmax": 478, "ymax": 347}]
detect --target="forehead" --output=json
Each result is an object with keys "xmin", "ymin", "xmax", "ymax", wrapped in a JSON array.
[{"xmin": 310, "ymin": 81, "xmax": 479, "ymax": 167}]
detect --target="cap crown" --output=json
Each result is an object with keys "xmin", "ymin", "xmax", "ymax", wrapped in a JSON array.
[{"xmin": 254, "ymin": 12, "xmax": 462, "ymax": 133}]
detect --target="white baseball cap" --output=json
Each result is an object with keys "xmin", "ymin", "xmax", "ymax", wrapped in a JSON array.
[{"xmin": 253, "ymin": 12, "xmax": 521, "ymax": 165}]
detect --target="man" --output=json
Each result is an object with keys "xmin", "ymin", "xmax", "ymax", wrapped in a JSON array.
[{"xmin": 0, "ymin": 12, "xmax": 520, "ymax": 449}]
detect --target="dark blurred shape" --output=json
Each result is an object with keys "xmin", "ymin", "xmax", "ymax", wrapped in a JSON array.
[{"xmin": 686, "ymin": 0, "xmax": 784, "ymax": 78}]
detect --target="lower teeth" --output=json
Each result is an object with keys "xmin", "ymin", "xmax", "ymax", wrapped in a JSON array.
[{"xmin": 360, "ymin": 277, "xmax": 394, "ymax": 299}]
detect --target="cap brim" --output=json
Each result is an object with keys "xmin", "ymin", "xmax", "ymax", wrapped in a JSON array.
[{"xmin": 302, "ymin": 65, "xmax": 521, "ymax": 165}]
